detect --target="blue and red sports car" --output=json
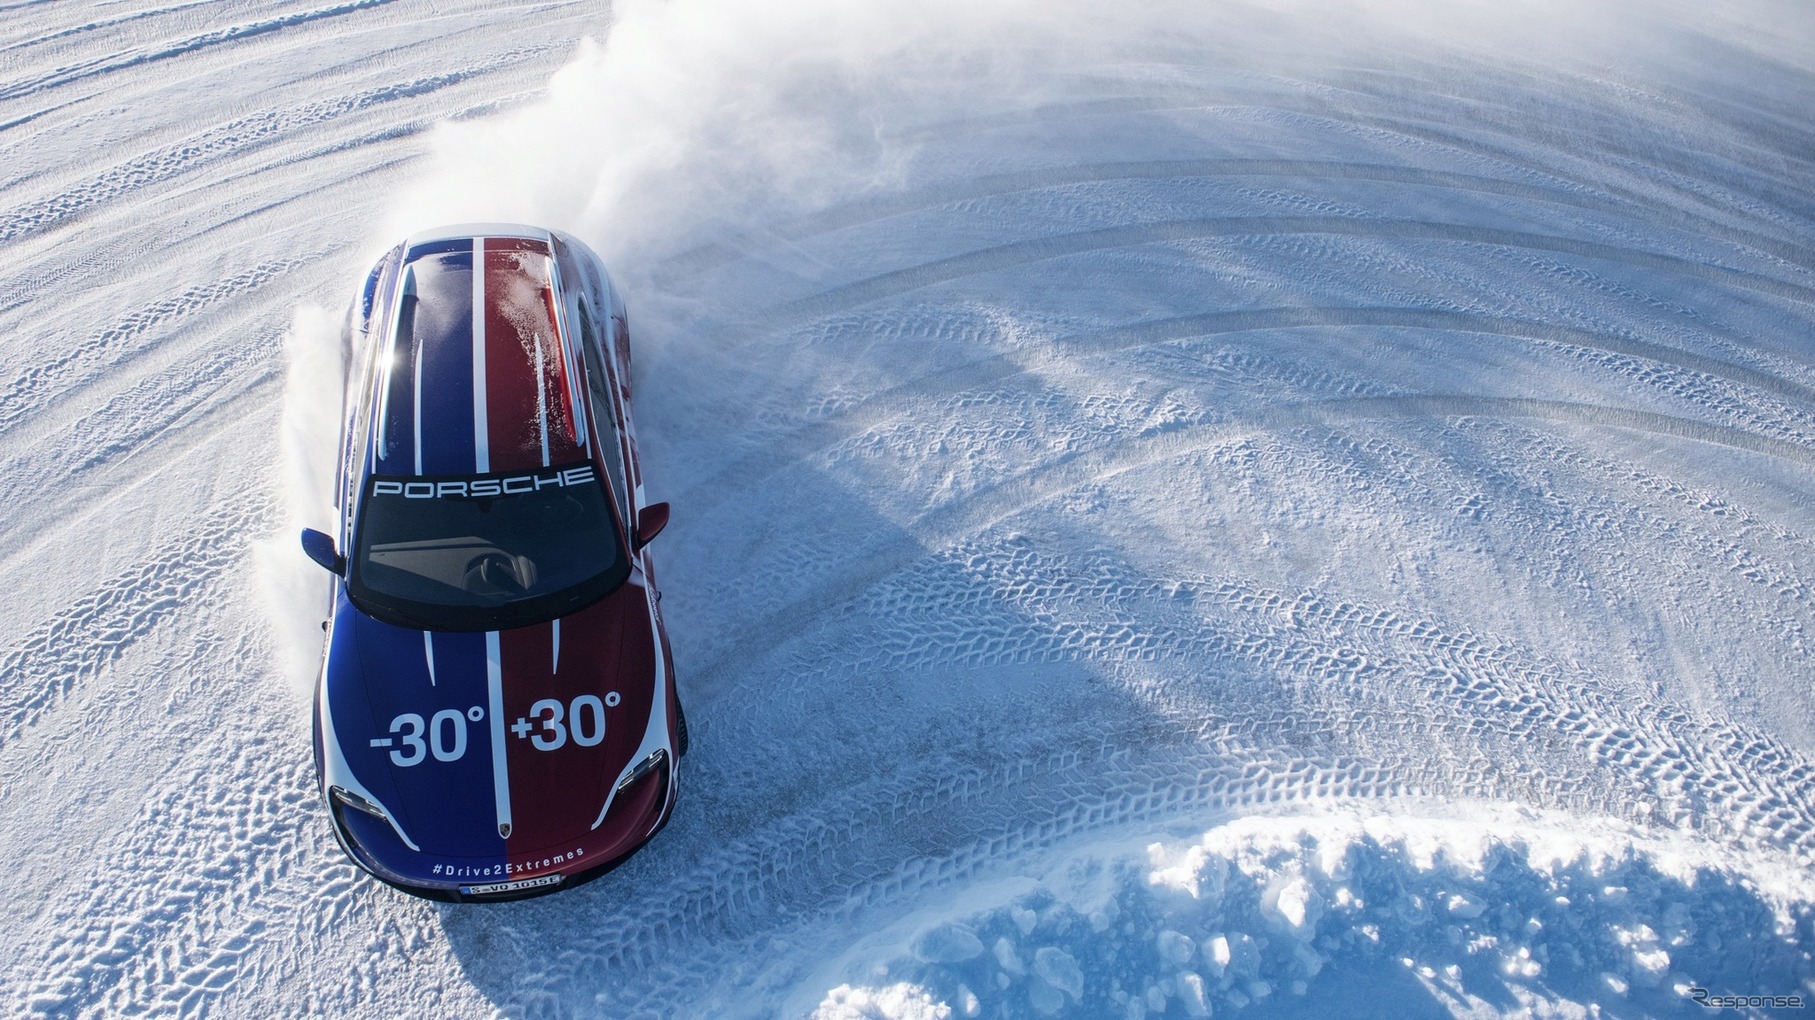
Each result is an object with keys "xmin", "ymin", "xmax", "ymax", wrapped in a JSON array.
[{"xmin": 301, "ymin": 224, "xmax": 684, "ymax": 901}]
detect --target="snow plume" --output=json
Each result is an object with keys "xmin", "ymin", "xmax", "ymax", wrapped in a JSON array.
[
  {"xmin": 390, "ymin": 0, "xmax": 1809, "ymax": 271},
  {"xmin": 253, "ymin": 302, "xmax": 344, "ymax": 700},
  {"xmin": 389, "ymin": 0, "xmax": 1098, "ymax": 256},
  {"xmin": 798, "ymin": 808, "xmax": 1815, "ymax": 1019}
]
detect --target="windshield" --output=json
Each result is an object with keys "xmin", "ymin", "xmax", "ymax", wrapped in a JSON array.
[{"xmin": 348, "ymin": 461, "xmax": 628, "ymax": 631}]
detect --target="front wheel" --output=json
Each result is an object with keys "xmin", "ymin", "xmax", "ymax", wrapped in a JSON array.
[{"xmin": 675, "ymin": 698, "xmax": 690, "ymax": 758}]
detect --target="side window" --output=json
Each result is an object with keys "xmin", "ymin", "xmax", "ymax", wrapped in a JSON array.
[
  {"xmin": 578, "ymin": 297, "xmax": 632, "ymax": 529},
  {"xmin": 611, "ymin": 313, "xmax": 631, "ymax": 392},
  {"xmin": 344, "ymin": 247, "xmax": 403, "ymax": 526}
]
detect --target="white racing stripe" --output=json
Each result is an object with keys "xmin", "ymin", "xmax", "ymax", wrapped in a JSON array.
[
  {"xmin": 472, "ymin": 236, "xmax": 489, "ymax": 474},
  {"xmin": 423, "ymin": 631, "xmax": 436, "ymax": 687},
  {"xmin": 485, "ymin": 631, "xmax": 511, "ymax": 838}
]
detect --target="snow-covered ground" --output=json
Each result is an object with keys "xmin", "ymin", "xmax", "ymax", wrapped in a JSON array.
[{"xmin": 3, "ymin": 0, "xmax": 1813, "ymax": 1016}]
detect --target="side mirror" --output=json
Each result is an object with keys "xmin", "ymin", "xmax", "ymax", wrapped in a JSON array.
[
  {"xmin": 301, "ymin": 528, "xmax": 346, "ymax": 575},
  {"xmin": 633, "ymin": 502, "xmax": 670, "ymax": 551}
]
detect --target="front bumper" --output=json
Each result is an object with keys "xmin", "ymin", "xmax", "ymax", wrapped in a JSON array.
[{"xmin": 325, "ymin": 755, "xmax": 675, "ymax": 903}]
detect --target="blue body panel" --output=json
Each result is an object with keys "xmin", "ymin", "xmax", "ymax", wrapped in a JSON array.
[{"xmin": 325, "ymin": 592, "xmax": 508, "ymax": 877}]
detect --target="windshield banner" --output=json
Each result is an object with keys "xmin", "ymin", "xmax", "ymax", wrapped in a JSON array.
[{"xmin": 372, "ymin": 465, "xmax": 596, "ymax": 500}]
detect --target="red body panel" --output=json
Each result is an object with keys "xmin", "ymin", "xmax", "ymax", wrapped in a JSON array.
[
  {"xmin": 483, "ymin": 239, "xmax": 585, "ymax": 472},
  {"xmin": 497, "ymin": 583, "xmax": 658, "ymax": 864}
]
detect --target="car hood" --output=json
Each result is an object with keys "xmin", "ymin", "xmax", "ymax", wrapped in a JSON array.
[{"xmin": 319, "ymin": 578, "xmax": 663, "ymax": 871}]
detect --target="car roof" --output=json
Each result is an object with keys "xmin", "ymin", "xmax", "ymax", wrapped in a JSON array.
[{"xmin": 369, "ymin": 227, "xmax": 592, "ymax": 477}]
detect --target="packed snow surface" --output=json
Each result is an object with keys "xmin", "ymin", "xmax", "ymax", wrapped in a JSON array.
[{"xmin": 2, "ymin": 0, "xmax": 1813, "ymax": 1017}]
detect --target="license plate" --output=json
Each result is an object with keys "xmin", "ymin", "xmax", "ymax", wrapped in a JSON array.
[{"xmin": 463, "ymin": 873, "xmax": 562, "ymax": 896}]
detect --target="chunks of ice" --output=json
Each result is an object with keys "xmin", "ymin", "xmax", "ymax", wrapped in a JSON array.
[
  {"xmin": 812, "ymin": 983, "xmax": 952, "ymax": 1020},
  {"xmin": 993, "ymin": 937, "xmax": 1024, "ymax": 977},
  {"xmin": 1613, "ymin": 924, "xmax": 1670, "ymax": 987},
  {"xmin": 1223, "ymin": 933, "xmax": 1260, "ymax": 980},
  {"xmin": 1630, "ymin": 946, "xmax": 1671, "ymax": 987},
  {"xmin": 1033, "ymin": 947, "xmax": 1084, "ymax": 1002},
  {"xmin": 1264, "ymin": 875, "xmax": 1322, "ymax": 939},
  {"xmin": 911, "ymin": 924, "xmax": 983, "ymax": 964},
  {"xmin": 1157, "ymin": 929, "xmax": 1196, "ymax": 966},
  {"xmin": 811, "ymin": 811, "xmax": 1805, "ymax": 1018},
  {"xmin": 1203, "ymin": 934, "xmax": 1231, "ymax": 978},
  {"xmin": 1176, "ymin": 972, "xmax": 1211, "ymax": 1017},
  {"xmin": 1445, "ymin": 891, "xmax": 1487, "ymax": 919}
]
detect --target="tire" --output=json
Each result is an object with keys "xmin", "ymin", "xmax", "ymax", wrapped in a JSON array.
[{"xmin": 675, "ymin": 698, "xmax": 690, "ymax": 758}]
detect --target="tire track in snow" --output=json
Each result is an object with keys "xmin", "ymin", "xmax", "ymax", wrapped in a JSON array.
[
  {"xmin": 0, "ymin": 257, "xmax": 315, "ymax": 437},
  {"xmin": 626, "ymin": 549, "xmax": 1815, "ymax": 1006},
  {"xmin": 1034, "ymin": 79, "xmax": 1815, "ymax": 238},
  {"xmin": 1321, "ymin": 70, "xmax": 1815, "ymax": 221},
  {"xmin": 684, "ymin": 395, "xmax": 1815, "ymax": 696},
  {"xmin": 1520, "ymin": 421, "xmax": 1815, "ymax": 640},
  {"xmin": 862, "ymin": 539, "xmax": 1815, "ymax": 853},
  {"xmin": 629, "ymin": 99, "xmax": 1815, "ymax": 993},
  {"xmin": 453, "ymin": 681, "xmax": 1460, "ymax": 1007},
  {"xmin": 0, "ymin": 462, "xmax": 276, "ymax": 749},
  {"xmin": 666, "ymin": 159, "xmax": 1814, "ymax": 278},
  {"xmin": 0, "ymin": 284, "xmax": 302, "ymax": 554},
  {"xmin": 651, "ymin": 424, "xmax": 1815, "ymax": 990},
  {"xmin": 678, "ymin": 375, "xmax": 1815, "ymax": 715},
  {"xmin": 0, "ymin": 0, "xmax": 405, "ymax": 105},
  {"xmin": 884, "ymin": 83, "xmax": 1814, "ymax": 250},
  {"xmin": 585, "ymin": 745, "xmax": 1426, "ymax": 995},
  {"xmin": 675, "ymin": 305, "xmax": 1815, "ymax": 519},
  {"xmin": 1311, "ymin": 394, "xmax": 1815, "ymax": 465},
  {"xmin": 0, "ymin": 0, "xmax": 217, "ymax": 57},
  {"xmin": 772, "ymin": 217, "xmax": 1815, "ymax": 324},
  {"xmin": 603, "ymin": 732, "xmax": 1786, "ymax": 1014},
  {"xmin": 671, "ymin": 398, "xmax": 1815, "ymax": 848},
  {"xmin": 12, "ymin": 665, "xmax": 341, "ymax": 1020},
  {"xmin": 0, "ymin": 58, "xmax": 534, "ymax": 245}
]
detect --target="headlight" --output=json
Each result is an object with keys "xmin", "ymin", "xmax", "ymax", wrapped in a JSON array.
[
  {"xmin": 615, "ymin": 748, "xmax": 667, "ymax": 794},
  {"xmin": 330, "ymin": 786, "xmax": 388, "ymax": 819}
]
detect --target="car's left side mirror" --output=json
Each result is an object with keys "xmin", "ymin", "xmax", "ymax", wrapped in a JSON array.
[
  {"xmin": 634, "ymin": 502, "xmax": 670, "ymax": 551},
  {"xmin": 301, "ymin": 528, "xmax": 346, "ymax": 575}
]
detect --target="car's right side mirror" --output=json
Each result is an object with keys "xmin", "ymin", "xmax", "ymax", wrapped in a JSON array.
[{"xmin": 634, "ymin": 502, "xmax": 670, "ymax": 551}]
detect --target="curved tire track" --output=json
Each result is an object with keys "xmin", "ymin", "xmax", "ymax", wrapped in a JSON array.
[
  {"xmin": 674, "ymin": 304, "xmax": 1815, "ymax": 520},
  {"xmin": 686, "ymin": 394, "xmax": 1815, "ymax": 700},
  {"xmin": 666, "ymin": 159, "xmax": 1815, "ymax": 279},
  {"xmin": 773, "ymin": 217, "xmax": 1815, "ymax": 325}
]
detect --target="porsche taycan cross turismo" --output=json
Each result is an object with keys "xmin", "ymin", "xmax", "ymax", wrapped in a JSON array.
[{"xmin": 300, "ymin": 224, "xmax": 685, "ymax": 901}]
